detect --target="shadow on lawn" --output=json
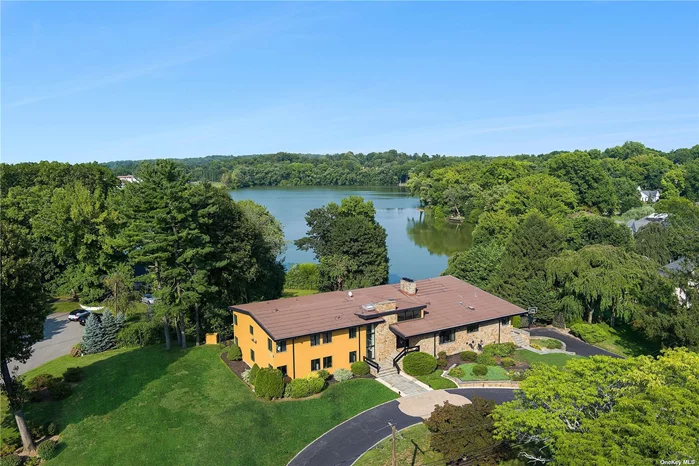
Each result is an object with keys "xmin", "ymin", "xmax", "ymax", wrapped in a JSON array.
[
  {"xmin": 22, "ymin": 345, "xmax": 186, "ymax": 459},
  {"xmin": 608, "ymin": 324, "xmax": 661, "ymax": 357}
]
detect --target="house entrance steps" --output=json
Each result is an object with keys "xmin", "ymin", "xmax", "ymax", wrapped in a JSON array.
[{"xmin": 375, "ymin": 360, "xmax": 430, "ymax": 397}]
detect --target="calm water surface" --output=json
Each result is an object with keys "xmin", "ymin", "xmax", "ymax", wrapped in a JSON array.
[{"xmin": 229, "ymin": 186, "xmax": 473, "ymax": 282}]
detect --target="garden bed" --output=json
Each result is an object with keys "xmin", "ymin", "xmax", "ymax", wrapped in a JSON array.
[{"xmin": 457, "ymin": 364, "xmax": 510, "ymax": 381}]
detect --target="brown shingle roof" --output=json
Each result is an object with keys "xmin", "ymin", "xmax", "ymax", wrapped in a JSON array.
[{"xmin": 231, "ymin": 276, "xmax": 525, "ymax": 340}]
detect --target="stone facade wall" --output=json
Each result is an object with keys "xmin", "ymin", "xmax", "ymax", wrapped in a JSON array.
[
  {"xmin": 375, "ymin": 301, "xmax": 398, "ymax": 312},
  {"xmin": 405, "ymin": 317, "xmax": 514, "ymax": 358},
  {"xmin": 374, "ymin": 314, "xmax": 400, "ymax": 363}
]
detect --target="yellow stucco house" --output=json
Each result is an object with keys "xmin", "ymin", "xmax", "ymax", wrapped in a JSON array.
[{"xmin": 230, "ymin": 275, "xmax": 527, "ymax": 378}]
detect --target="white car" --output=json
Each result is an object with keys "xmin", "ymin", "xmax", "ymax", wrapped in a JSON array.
[
  {"xmin": 141, "ymin": 294, "xmax": 156, "ymax": 305},
  {"xmin": 68, "ymin": 309, "xmax": 90, "ymax": 321}
]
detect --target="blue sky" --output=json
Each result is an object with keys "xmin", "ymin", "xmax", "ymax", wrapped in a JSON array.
[{"xmin": 2, "ymin": 2, "xmax": 698, "ymax": 164}]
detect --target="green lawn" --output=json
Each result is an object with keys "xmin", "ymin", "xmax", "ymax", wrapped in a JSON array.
[
  {"xmin": 416, "ymin": 370, "xmax": 457, "ymax": 389},
  {"xmin": 458, "ymin": 364, "xmax": 510, "ymax": 381},
  {"xmin": 50, "ymin": 300, "xmax": 80, "ymax": 314},
  {"xmin": 3, "ymin": 345, "xmax": 397, "ymax": 465},
  {"xmin": 354, "ymin": 423, "xmax": 444, "ymax": 466},
  {"xmin": 592, "ymin": 324, "xmax": 660, "ymax": 357},
  {"xmin": 282, "ymin": 289, "xmax": 318, "ymax": 298},
  {"xmin": 514, "ymin": 350, "xmax": 582, "ymax": 368}
]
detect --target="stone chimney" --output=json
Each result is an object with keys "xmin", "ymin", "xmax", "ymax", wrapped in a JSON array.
[{"xmin": 400, "ymin": 277, "xmax": 417, "ymax": 295}]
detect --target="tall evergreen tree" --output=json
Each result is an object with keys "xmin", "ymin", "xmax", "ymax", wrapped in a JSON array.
[
  {"xmin": 82, "ymin": 313, "xmax": 105, "ymax": 354},
  {"xmin": 493, "ymin": 211, "xmax": 564, "ymax": 322},
  {"xmin": 100, "ymin": 309, "xmax": 118, "ymax": 351}
]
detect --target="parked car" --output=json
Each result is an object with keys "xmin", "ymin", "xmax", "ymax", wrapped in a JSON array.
[
  {"xmin": 141, "ymin": 294, "xmax": 156, "ymax": 305},
  {"xmin": 68, "ymin": 309, "xmax": 90, "ymax": 321},
  {"xmin": 79, "ymin": 313, "xmax": 101, "ymax": 326}
]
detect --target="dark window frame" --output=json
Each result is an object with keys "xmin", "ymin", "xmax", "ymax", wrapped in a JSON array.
[
  {"xmin": 277, "ymin": 365, "xmax": 288, "ymax": 377},
  {"xmin": 311, "ymin": 358, "xmax": 321, "ymax": 371},
  {"xmin": 322, "ymin": 331, "xmax": 332, "ymax": 344},
  {"xmin": 233, "ymin": 314, "xmax": 238, "ymax": 325},
  {"xmin": 249, "ymin": 325, "xmax": 254, "ymax": 335},
  {"xmin": 323, "ymin": 356, "xmax": 333, "ymax": 369},
  {"xmin": 349, "ymin": 327, "xmax": 357, "ymax": 339},
  {"xmin": 250, "ymin": 349, "xmax": 255, "ymax": 362},
  {"xmin": 268, "ymin": 338, "xmax": 273, "ymax": 352},
  {"xmin": 397, "ymin": 308, "xmax": 422, "ymax": 322},
  {"xmin": 466, "ymin": 323, "xmax": 479, "ymax": 333},
  {"xmin": 276, "ymin": 339, "xmax": 287, "ymax": 353},
  {"xmin": 310, "ymin": 334, "xmax": 320, "ymax": 346},
  {"xmin": 439, "ymin": 328, "xmax": 455, "ymax": 344},
  {"xmin": 349, "ymin": 351, "xmax": 357, "ymax": 363}
]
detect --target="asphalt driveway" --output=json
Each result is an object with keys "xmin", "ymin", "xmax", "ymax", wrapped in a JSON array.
[
  {"xmin": 287, "ymin": 388, "xmax": 516, "ymax": 466},
  {"xmin": 529, "ymin": 327, "xmax": 622, "ymax": 358},
  {"xmin": 12, "ymin": 312, "xmax": 85, "ymax": 375}
]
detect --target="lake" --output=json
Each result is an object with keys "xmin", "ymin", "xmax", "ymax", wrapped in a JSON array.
[{"xmin": 228, "ymin": 186, "xmax": 473, "ymax": 283}]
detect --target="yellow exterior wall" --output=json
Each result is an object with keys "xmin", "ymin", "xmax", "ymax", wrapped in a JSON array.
[{"xmin": 233, "ymin": 310, "xmax": 365, "ymax": 379}]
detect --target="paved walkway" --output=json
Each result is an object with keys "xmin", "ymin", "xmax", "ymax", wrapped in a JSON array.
[
  {"xmin": 287, "ymin": 388, "xmax": 515, "ymax": 466},
  {"xmin": 529, "ymin": 327, "xmax": 622, "ymax": 358},
  {"xmin": 378, "ymin": 373, "xmax": 428, "ymax": 396},
  {"xmin": 12, "ymin": 313, "xmax": 85, "ymax": 375}
]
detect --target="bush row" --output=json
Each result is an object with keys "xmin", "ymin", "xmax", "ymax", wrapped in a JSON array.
[{"xmin": 569, "ymin": 323, "xmax": 609, "ymax": 344}]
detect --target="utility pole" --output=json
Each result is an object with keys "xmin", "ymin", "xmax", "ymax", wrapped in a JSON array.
[{"xmin": 390, "ymin": 422, "xmax": 397, "ymax": 466}]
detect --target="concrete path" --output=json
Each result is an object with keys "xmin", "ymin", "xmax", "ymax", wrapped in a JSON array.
[
  {"xmin": 12, "ymin": 313, "xmax": 85, "ymax": 375},
  {"xmin": 529, "ymin": 327, "xmax": 622, "ymax": 358},
  {"xmin": 377, "ymin": 373, "xmax": 429, "ymax": 396},
  {"xmin": 287, "ymin": 388, "xmax": 515, "ymax": 466}
]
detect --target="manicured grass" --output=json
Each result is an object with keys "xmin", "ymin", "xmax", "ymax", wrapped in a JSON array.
[
  {"xmin": 50, "ymin": 300, "xmax": 80, "ymax": 315},
  {"xmin": 416, "ymin": 370, "xmax": 457, "ymax": 389},
  {"xmin": 458, "ymin": 364, "xmax": 510, "ymax": 381},
  {"xmin": 282, "ymin": 289, "xmax": 318, "ymax": 298},
  {"xmin": 514, "ymin": 350, "xmax": 582, "ymax": 369},
  {"xmin": 530, "ymin": 337, "xmax": 563, "ymax": 350},
  {"xmin": 3, "ymin": 345, "xmax": 397, "ymax": 465},
  {"xmin": 592, "ymin": 324, "xmax": 660, "ymax": 357},
  {"xmin": 354, "ymin": 423, "xmax": 444, "ymax": 466}
]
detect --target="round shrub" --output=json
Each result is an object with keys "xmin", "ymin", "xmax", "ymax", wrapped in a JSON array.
[
  {"xmin": 402, "ymin": 352, "xmax": 437, "ymax": 377},
  {"xmin": 62, "ymin": 367, "xmax": 83, "ymax": 383},
  {"xmin": 45, "ymin": 422, "xmax": 59, "ymax": 436},
  {"xmin": 241, "ymin": 369, "xmax": 251, "ymax": 384},
  {"xmin": 249, "ymin": 363, "xmax": 260, "ymax": 385},
  {"xmin": 0, "ymin": 455, "xmax": 22, "ymax": 466},
  {"xmin": 448, "ymin": 367, "xmax": 464, "ymax": 378},
  {"xmin": 283, "ymin": 382, "xmax": 293, "ymax": 398},
  {"xmin": 47, "ymin": 380, "xmax": 72, "ymax": 400},
  {"xmin": 512, "ymin": 315, "xmax": 521, "ymax": 328},
  {"xmin": 460, "ymin": 351, "xmax": 477, "ymax": 362},
  {"xmin": 316, "ymin": 369, "xmax": 331, "ymax": 381},
  {"xmin": 288, "ymin": 373, "xmax": 326, "ymax": 398},
  {"xmin": 37, "ymin": 439, "xmax": 58, "ymax": 460},
  {"xmin": 227, "ymin": 344, "xmax": 242, "ymax": 361},
  {"xmin": 28, "ymin": 421, "xmax": 45, "ymax": 439},
  {"xmin": 254, "ymin": 368, "xmax": 285, "ymax": 399},
  {"xmin": 475, "ymin": 353, "xmax": 495, "ymax": 366},
  {"xmin": 472, "ymin": 364, "xmax": 488, "ymax": 377},
  {"xmin": 28, "ymin": 374, "xmax": 58, "ymax": 392},
  {"xmin": 436, "ymin": 351, "xmax": 448, "ymax": 369},
  {"xmin": 501, "ymin": 357, "xmax": 516, "ymax": 368},
  {"xmin": 70, "ymin": 343, "xmax": 83, "ymax": 358},
  {"xmin": 333, "ymin": 368, "xmax": 353, "ymax": 382},
  {"xmin": 351, "ymin": 361, "xmax": 370, "ymax": 376}
]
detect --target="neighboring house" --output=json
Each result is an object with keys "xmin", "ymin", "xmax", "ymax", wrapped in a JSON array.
[
  {"xmin": 661, "ymin": 258, "xmax": 695, "ymax": 306},
  {"xmin": 230, "ymin": 276, "xmax": 526, "ymax": 379},
  {"xmin": 117, "ymin": 175, "xmax": 138, "ymax": 187},
  {"xmin": 625, "ymin": 213, "xmax": 668, "ymax": 234},
  {"xmin": 638, "ymin": 186, "xmax": 661, "ymax": 203}
]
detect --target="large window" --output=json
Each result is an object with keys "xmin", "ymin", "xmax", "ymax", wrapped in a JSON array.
[
  {"xmin": 366, "ymin": 324, "xmax": 375, "ymax": 359},
  {"xmin": 276, "ymin": 340, "xmax": 287, "ymax": 353},
  {"xmin": 439, "ymin": 329, "xmax": 455, "ymax": 344},
  {"xmin": 501, "ymin": 317, "xmax": 510, "ymax": 326},
  {"xmin": 268, "ymin": 338, "xmax": 273, "ymax": 352},
  {"xmin": 323, "ymin": 356, "xmax": 333, "ymax": 369},
  {"xmin": 322, "ymin": 331, "xmax": 332, "ymax": 344},
  {"xmin": 466, "ymin": 323, "xmax": 479, "ymax": 334},
  {"xmin": 311, "ymin": 359, "xmax": 321, "ymax": 371},
  {"xmin": 250, "ymin": 349, "xmax": 255, "ymax": 362},
  {"xmin": 349, "ymin": 351, "xmax": 357, "ymax": 363},
  {"xmin": 397, "ymin": 308, "xmax": 421, "ymax": 322},
  {"xmin": 310, "ymin": 334, "xmax": 320, "ymax": 346},
  {"xmin": 349, "ymin": 327, "xmax": 357, "ymax": 339},
  {"xmin": 277, "ymin": 365, "xmax": 288, "ymax": 377}
]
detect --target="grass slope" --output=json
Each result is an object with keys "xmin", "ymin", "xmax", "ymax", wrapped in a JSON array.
[
  {"xmin": 354, "ymin": 423, "xmax": 444, "ymax": 466},
  {"xmin": 592, "ymin": 324, "xmax": 660, "ymax": 357},
  {"xmin": 5, "ymin": 345, "xmax": 396, "ymax": 465},
  {"xmin": 416, "ymin": 370, "xmax": 457, "ymax": 389},
  {"xmin": 514, "ymin": 350, "xmax": 582, "ymax": 368}
]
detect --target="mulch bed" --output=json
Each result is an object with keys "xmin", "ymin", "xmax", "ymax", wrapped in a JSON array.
[{"xmin": 220, "ymin": 351, "xmax": 250, "ymax": 380}]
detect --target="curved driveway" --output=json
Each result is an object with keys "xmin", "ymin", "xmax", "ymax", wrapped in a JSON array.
[
  {"xmin": 13, "ymin": 313, "xmax": 85, "ymax": 375},
  {"xmin": 287, "ymin": 388, "xmax": 515, "ymax": 466},
  {"xmin": 528, "ymin": 327, "xmax": 622, "ymax": 358}
]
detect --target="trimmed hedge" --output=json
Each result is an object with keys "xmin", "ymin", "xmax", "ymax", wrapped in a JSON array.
[
  {"xmin": 227, "ymin": 344, "xmax": 242, "ymax": 361},
  {"xmin": 402, "ymin": 352, "xmax": 437, "ymax": 377},
  {"xmin": 475, "ymin": 353, "xmax": 495, "ymax": 366},
  {"xmin": 569, "ymin": 323, "xmax": 610, "ymax": 344},
  {"xmin": 333, "ymin": 368, "xmax": 353, "ymax": 382},
  {"xmin": 116, "ymin": 320, "xmax": 163, "ymax": 348},
  {"xmin": 316, "ymin": 369, "xmax": 331, "ymax": 381},
  {"xmin": 460, "ymin": 351, "xmax": 477, "ymax": 362},
  {"xmin": 351, "ymin": 361, "xmax": 370, "ymax": 376},
  {"xmin": 472, "ymin": 364, "xmax": 488, "ymax": 377},
  {"xmin": 254, "ymin": 368, "xmax": 285, "ymax": 399},
  {"xmin": 482, "ymin": 343, "xmax": 517, "ymax": 357},
  {"xmin": 249, "ymin": 364, "xmax": 260, "ymax": 385},
  {"xmin": 37, "ymin": 440, "xmax": 58, "ymax": 460},
  {"xmin": 500, "ymin": 357, "xmax": 516, "ymax": 368},
  {"xmin": 512, "ymin": 315, "xmax": 521, "ymax": 328},
  {"xmin": 287, "ymin": 373, "xmax": 325, "ymax": 398}
]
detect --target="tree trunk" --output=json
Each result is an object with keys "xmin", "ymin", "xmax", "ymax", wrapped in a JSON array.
[
  {"xmin": 179, "ymin": 312, "xmax": 187, "ymax": 349},
  {"xmin": 163, "ymin": 316, "xmax": 171, "ymax": 351},
  {"xmin": 1, "ymin": 361, "xmax": 35, "ymax": 453},
  {"xmin": 175, "ymin": 319, "xmax": 182, "ymax": 346},
  {"xmin": 195, "ymin": 304, "xmax": 201, "ymax": 347},
  {"xmin": 610, "ymin": 313, "xmax": 616, "ymax": 328},
  {"xmin": 587, "ymin": 309, "xmax": 593, "ymax": 324}
]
